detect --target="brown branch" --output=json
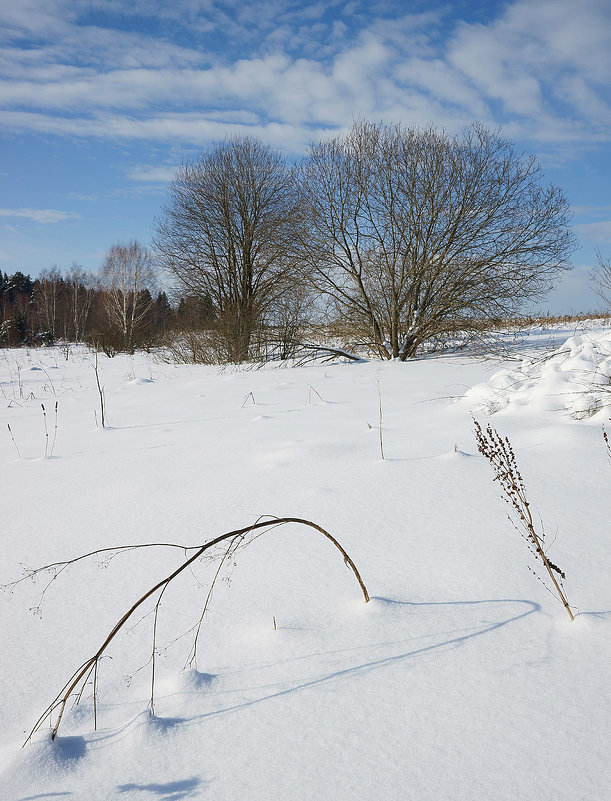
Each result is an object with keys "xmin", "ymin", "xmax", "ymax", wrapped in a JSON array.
[{"xmin": 24, "ymin": 516, "xmax": 369, "ymax": 744}]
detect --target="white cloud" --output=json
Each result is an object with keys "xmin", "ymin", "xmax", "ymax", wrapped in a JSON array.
[
  {"xmin": 449, "ymin": 28, "xmax": 543, "ymax": 117},
  {"xmin": 0, "ymin": 208, "xmax": 80, "ymax": 224},
  {"xmin": 573, "ymin": 204, "xmax": 611, "ymax": 217},
  {"xmin": 0, "ymin": 0, "xmax": 609, "ymax": 155},
  {"xmin": 0, "ymin": 0, "xmax": 72, "ymax": 39},
  {"xmin": 395, "ymin": 56, "xmax": 488, "ymax": 118},
  {"xmin": 447, "ymin": 0, "xmax": 611, "ymax": 130},
  {"xmin": 127, "ymin": 165, "xmax": 179, "ymax": 183},
  {"xmin": 63, "ymin": 192, "xmax": 98, "ymax": 201},
  {"xmin": 575, "ymin": 220, "xmax": 611, "ymax": 244},
  {"xmin": 0, "ymin": 109, "xmax": 335, "ymax": 154}
]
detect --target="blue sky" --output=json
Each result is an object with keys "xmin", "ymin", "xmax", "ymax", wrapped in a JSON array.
[{"xmin": 1, "ymin": 0, "xmax": 610, "ymax": 313}]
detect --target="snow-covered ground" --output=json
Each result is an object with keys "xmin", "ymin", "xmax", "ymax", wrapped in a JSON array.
[
  {"xmin": 1, "ymin": 325, "xmax": 609, "ymax": 801},
  {"xmin": 466, "ymin": 325, "xmax": 611, "ymax": 419}
]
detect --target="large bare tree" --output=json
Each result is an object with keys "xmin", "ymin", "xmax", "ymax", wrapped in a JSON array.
[
  {"xmin": 99, "ymin": 240, "xmax": 156, "ymax": 353},
  {"xmin": 153, "ymin": 137, "xmax": 298, "ymax": 363},
  {"xmin": 297, "ymin": 121, "xmax": 576, "ymax": 359}
]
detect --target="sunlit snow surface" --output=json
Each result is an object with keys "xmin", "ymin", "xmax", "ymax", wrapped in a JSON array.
[
  {"xmin": 0, "ymin": 326, "xmax": 609, "ymax": 801},
  {"xmin": 466, "ymin": 327, "xmax": 611, "ymax": 418}
]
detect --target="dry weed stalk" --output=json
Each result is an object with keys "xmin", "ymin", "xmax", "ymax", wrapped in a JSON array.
[
  {"xmin": 306, "ymin": 385, "xmax": 325, "ymax": 405},
  {"xmin": 473, "ymin": 419, "xmax": 574, "ymax": 621},
  {"xmin": 604, "ymin": 425, "xmax": 610, "ymax": 464},
  {"xmin": 241, "ymin": 391, "xmax": 256, "ymax": 407},
  {"xmin": 41, "ymin": 404, "xmax": 49, "ymax": 458},
  {"xmin": 15, "ymin": 516, "xmax": 369, "ymax": 744},
  {"xmin": 7, "ymin": 422, "xmax": 22, "ymax": 460},
  {"xmin": 93, "ymin": 352, "xmax": 106, "ymax": 428},
  {"xmin": 376, "ymin": 372, "xmax": 385, "ymax": 460},
  {"xmin": 37, "ymin": 365, "xmax": 57, "ymax": 397},
  {"xmin": 50, "ymin": 401, "xmax": 58, "ymax": 457}
]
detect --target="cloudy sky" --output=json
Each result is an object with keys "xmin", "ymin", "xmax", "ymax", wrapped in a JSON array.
[{"xmin": 1, "ymin": 0, "xmax": 610, "ymax": 312}]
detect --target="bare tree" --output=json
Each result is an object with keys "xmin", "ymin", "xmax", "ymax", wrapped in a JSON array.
[
  {"xmin": 34, "ymin": 265, "xmax": 96, "ymax": 343},
  {"xmin": 66, "ymin": 262, "xmax": 96, "ymax": 342},
  {"xmin": 153, "ymin": 137, "xmax": 298, "ymax": 363},
  {"xmin": 99, "ymin": 241, "xmax": 157, "ymax": 353},
  {"xmin": 34, "ymin": 267, "xmax": 63, "ymax": 343},
  {"xmin": 297, "ymin": 121, "xmax": 576, "ymax": 360},
  {"xmin": 253, "ymin": 277, "xmax": 314, "ymax": 361},
  {"xmin": 590, "ymin": 248, "xmax": 611, "ymax": 310}
]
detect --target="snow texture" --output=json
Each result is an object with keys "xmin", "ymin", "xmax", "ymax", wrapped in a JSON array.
[
  {"xmin": 0, "ymin": 328, "xmax": 609, "ymax": 800},
  {"xmin": 465, "ymin": 328, "xmax": 611, "ymax": 419}
]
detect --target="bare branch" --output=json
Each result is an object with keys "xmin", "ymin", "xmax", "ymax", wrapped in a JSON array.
[
  {"xmin": 590, "ymin": 248, "xmax": 611, "ymax": 310},
  {"xmin": 22, "ymin": 516, "xmax": 369, "ymax": 744}
]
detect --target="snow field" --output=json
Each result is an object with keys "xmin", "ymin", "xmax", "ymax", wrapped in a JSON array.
[{"xmin": 0, "ymin": 333, "xmax": 609, "ymax": 800}]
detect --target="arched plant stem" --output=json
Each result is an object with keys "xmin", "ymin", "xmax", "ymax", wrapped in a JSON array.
[{"xmin": 25, "ymin": 516, "xmax": 369, "ymax": 744}]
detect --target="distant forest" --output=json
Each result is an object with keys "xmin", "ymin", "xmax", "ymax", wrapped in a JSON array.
[{"xmin": 0, "ymin": 266, "xmax": 211, "ymax": 355}]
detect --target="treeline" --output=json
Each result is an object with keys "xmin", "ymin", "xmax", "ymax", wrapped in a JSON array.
[
  {"xmin": 154, "ymin": 122, "xmax": 575, "ymax": 362},
  {"xmin": 2, "ymin": 121, "xmax": 578, "ymax": 362},
  {"xmin": 0, "ymin": 265, "xmax": 179, "ymax": 353}
]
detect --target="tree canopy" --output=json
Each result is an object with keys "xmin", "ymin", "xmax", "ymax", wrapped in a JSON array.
[{"xmin": 295, "ymin": 121, "xmax": 576, "ymax": 359}]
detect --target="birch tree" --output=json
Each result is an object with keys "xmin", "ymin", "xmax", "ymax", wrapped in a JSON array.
[
  {"xmin": 66, "ymin": 263, "xmax": 96, "ymax": 342},
  {"xmin": 99, "ymin": 241, "xmax": 156, "ymax": 353}
]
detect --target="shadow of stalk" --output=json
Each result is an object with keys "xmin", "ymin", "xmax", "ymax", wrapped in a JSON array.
[{"xmin": 173, "ymin": 596, "xmax": 540, "ymax": 727}]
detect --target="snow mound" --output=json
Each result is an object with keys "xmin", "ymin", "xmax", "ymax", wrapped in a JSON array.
[{"xmin": 464, "ymin": 330, "xmax": 611, "ymax": 419}]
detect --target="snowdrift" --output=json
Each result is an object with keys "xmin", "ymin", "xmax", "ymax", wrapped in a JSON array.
[{"xmin": 464, "ymin": 329, "xmax": 611, "ymax": 419}]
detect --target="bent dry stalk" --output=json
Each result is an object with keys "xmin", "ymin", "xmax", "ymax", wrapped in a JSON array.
[
  {"xmin": 41, "ymin": 404, "xmax": 49, "ymax": 458},
  {"xmin": 21, "ymin": 516, "xmax": 369, "ymax": 744},
  {"xmin": 50, "ymin": 401, "xmax": 58, "ymax": 457},
  {"xmin": 376, "ymin": 372, "xmax": 385, "ymax": 460},
  {"xmin": 473, "ymin": 419, "xmax": 574, "ymax": 621},
  {"xmin": 7, "ymin": 423, "xmax": 22, "ymax": 459},
  {"xmin": 93, "ymin": 352, "xmax": 105, "ymax": 428}
]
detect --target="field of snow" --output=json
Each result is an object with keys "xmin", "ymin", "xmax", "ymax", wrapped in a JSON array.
[{"xmin": 1, "ymin": 324, "xmax": 609, "ymax": 801}]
